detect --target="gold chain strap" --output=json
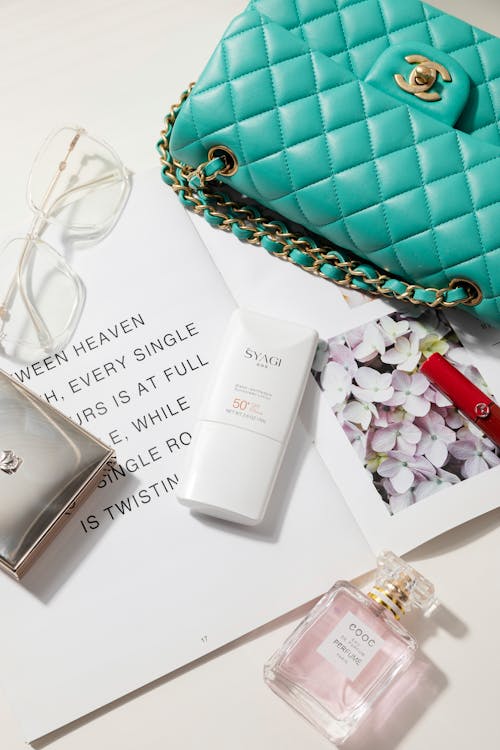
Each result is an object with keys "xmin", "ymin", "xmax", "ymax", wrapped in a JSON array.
[{"xmin": 157, "ymin": 87, "xmax": 479, "ymax": 310}]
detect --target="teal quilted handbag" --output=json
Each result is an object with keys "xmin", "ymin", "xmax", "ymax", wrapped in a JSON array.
[{"xmin": 158, "ymin": 0, "xmax": 500, "ymax": 325}]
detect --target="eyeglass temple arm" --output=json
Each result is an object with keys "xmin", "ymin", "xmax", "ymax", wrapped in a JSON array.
[
  {"xmin": 42, "ymin": 171, "xmax": 123, "ymax": 219},
  {"xmin": 0, "ymin": 170, "xmax": 124, "ymax": 351}
]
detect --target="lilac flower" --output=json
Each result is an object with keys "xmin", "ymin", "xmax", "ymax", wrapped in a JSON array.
[
  {"xmin": 322, "ymin": 361, "xmax": 352, "ymax": 408},
  {"xmin": 386, "ymin": 371, "xmax": 431, "ymax": 417},
  {"xmin": 342, "ymin": 422, "xmax": 368, "ymax": 461},
  {"xmin": 342, "ymin": 399, "xmax": 378, "ymax": 430},
  {"xmin": 413, "ymin": 468, "xmax": 460, "ymax": 501},
  {"xmin": 351, "ymin": 322, "xmax": 386, "ymax": 363},
  {"xmin": 438, "ymin": 406, "xmax": 464, "ymax": 430},
  {"xmin": 424, "ymin": 384, "xmax": 451, "ymax": 408},
  {"xmin": 377, "ymin": 451, "xmax": 434, "ymax": 494},
  {"xmin": 382, "ymin": 485, "xmax": 415, "ymax": 514},
  {"xmin": 373, "ymin": 405, "xmax": 413, "ymax": 428},
  {"xmin": 328, "ymin": 343, "xmax": 358, "ymax": 376},
  {"xmin": 415, "ymin": 412, "xmax": 456, "ymax": 468},
  {"xmin": 419, "ymin": 333, "xmax": 449, "ymax": 358},
  {"xmin": 457, "ymin": 421, "xmax": 489, "ymax": 440},
  {"xmin": 448, "ymin": 436, "xmax": 500, "ymax": 478},
  {"xmin": 371, "ymin": 421, "xmax": 422, "ymax": 456},
  {"xmin": 373, "ymin": 406, "xmax": 392, "ymax": 428},
  {"xmin": 381, "ymin": 331, "xmax": 421, "ymax": 372},
  {"xmin": 343, "ymin": 327, "xmax": 364, "ymax": 350},
  {"xmin": 379, "ymin": 316, "xmax": 410, "ymax": 344},
  {"xmin": 366, "ymin": 452, "xmax": 386, "ymax": 474},
  {"xmin": 351, "ymin": 367, "xmax": 394, "ymax": 403}
]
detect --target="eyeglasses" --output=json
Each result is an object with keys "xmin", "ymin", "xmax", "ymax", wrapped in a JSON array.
[{"xmin": 0, "ymin": 126, "xmax": 130, "ymax": 362}]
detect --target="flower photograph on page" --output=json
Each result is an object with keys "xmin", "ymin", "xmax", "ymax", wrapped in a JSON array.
[{"xmin": 313, "ymin": 309, "xmax": 500, "ymax": 515}]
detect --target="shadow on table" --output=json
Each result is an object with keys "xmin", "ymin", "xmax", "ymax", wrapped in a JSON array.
[
  {"xmin": 31, "ymin": 590, "xmax": 466, "ymax": 750},
  {"xmin": 341, "ymin": 596, "xmax": 465, "ymax": 750},
  {"xmin": 343, "ymin": 653, "xmax": 446, "ymax": 750}
]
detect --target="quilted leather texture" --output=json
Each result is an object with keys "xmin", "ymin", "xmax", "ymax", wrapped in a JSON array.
[
  {"xmin": 251, "ymin": 0, "xmax": 500, "ymax": 148},
  {"xmin": 170, "ymin": 5, "xmax": 500, "ymax": 325}
]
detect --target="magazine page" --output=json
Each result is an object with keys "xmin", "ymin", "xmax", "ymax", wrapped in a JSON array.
[
  {"xmin": 0, "ymin": 171, "xmax": 374, "ymax": 741},
  {"xmin": 192, "ymin": 213, "xmax": 500, "ymax": 554}
]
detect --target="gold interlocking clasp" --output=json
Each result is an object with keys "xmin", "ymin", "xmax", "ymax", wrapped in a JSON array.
[{"xmin": 394, "ymin": 55, "xmax": 452, "ymax": 102}]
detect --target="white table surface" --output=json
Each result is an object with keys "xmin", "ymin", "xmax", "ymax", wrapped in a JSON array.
[{"xmin": 1, "ymin": 1, "xmax": 499, "ymax": 748}]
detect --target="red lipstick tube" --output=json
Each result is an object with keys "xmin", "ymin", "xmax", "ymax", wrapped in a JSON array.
[{"xmin": 420, "ymin": 353, "xmax": 500, "ymax": 445}]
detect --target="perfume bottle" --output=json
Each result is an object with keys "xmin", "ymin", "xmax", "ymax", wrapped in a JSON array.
[{"xmin": 264, "ymin": 552, "xmax": 436, "ymax": 744}]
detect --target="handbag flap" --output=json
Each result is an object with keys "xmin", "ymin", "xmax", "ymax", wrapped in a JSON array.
[{"xmin": 250, "ymin": 0, "xmax": 500, "ymax": 147}]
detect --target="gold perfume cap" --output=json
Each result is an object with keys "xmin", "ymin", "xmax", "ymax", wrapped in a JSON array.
[{"xmin": 368, "ymin": 551, "xmax": 436, "ymax": 620}]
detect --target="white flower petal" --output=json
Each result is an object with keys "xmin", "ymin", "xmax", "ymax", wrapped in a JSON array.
[
  {"xmin": 444, "ymin": 408, "xmax": 465, "ymax": 429},
  {"xmin": 436, "ymin": 468, "xmax": 460, "ymax": 484},
  {"xmin": 410, "ymin": 454, "xmax": 435, "ymax": 474},
  {"xmin": 344, "ymin": 327, "xmax": 364, "ymax": 349},
  {"xmin": 426, "ymin": 385, "xmax": 452, "ymax": 407},
  {"xmin": 448, "ymin": 440, "xmax": 475, "ymax": 461},
  {"xmin": 355, "ymin": 367, "xmax": 381, "ymax": 389},
  {"xmin": 463, "ymin": 455, "xmax": 488, "ymax": 478},
  {"xmin": 396, "ymin": 351, "xmax": 422, "ymax": 373},
  {"xmin": 417, "ymin": 433, "xmax": 432, "ymax": 455},
  {"xmin": 343, "ymin": 400, "xmax": 374, "ymax": 430},
  {"xmin": 410, "ymin": 373, "xmax": 429, "ymax": 396},
  {"xmin": 322, "ymin": 361, "xmax": 351, "ymax": 407},
  {"xmin": 401, "ymin": 422, "xmax": 422, "ymax": 444},
  {"xmin": 395, "ymin": 337, "xmax": 411, "ymax": 354},
  {"xmin": 425, "ymin": 439, "xmax": 448, "ymax": 468},
  {"xmin": 392, "ymin": 370, "xmax": 411, "ymax": 390},
  {"xmin": 483, "ymin": 449, "xmax": 500, "ymax": 468},
  {"xmin": 435, "ymin": 423, "xmax": 456, "ymax": 444},
  {"xmin": 379, "ymin": 372, "xmax": 393, "ymax": 389},
  {"xmin": 351, "ymin": 385, "xmax": 375, "ymax": 403},
  {"xmin": 353, "ymin": 343, "xmax": 378, "ymax": 363},
  {"xmin": 408, "ymin": 318, "xmax": 428, "ymax": 338},
  {"xmin": 405, "ymin": 394, "xmax": 430, "ymax": 417},
  {"xmin": 328, "ymin": 343, "xmax": 358, "ymax": 374},
  {"xmin": 413, "ymin": 481, "xmax": 441, "ymax": 501},
  {"xmin": 343, "ymin": 423, "xmax": 368, "ymax": 460},
  {"xmin": 371, "ymin": 428, "xmax": 396, "ymax": 453},
  {"xmin": 390, "ymin": 466, "xmax": 415, "ymax": 494},
  {"xmin": 351, "ymin": 385, "xmax": 394, "ymax": 404},
  {"xmin": 389, "ymin": 492, "xmax": 414, "ymax": 513},
  {"xmin": 377, "ymin": 457, "xmax": 400, "ymax": 478},
  {"xmin": 396, "ymin": 437, "xmax": 417, "ymax": 456},
  {"xmin": 381, "ymin": 347, "xmax": 406, "ymax": 365},
  {"xmin": 366, "ymin": 323, "xmax": 386, "ymax": 353},
  {"xmin": 375, "ymin": 387, "xmax": 395, "ymax": 403}
]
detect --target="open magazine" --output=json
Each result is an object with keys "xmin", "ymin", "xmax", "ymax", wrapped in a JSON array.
[
  {"xmin": 194, "ymin": 202, "xmax": 500, "ymax": 554},
  {"xmin": 0, "ymin": 170, "xmax": 497, "ymax": 741}
]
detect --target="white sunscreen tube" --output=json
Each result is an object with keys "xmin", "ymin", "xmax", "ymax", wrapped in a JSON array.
[{"xmin": 177, "ymin": 308, "xmax": 318, "ymax": 525}]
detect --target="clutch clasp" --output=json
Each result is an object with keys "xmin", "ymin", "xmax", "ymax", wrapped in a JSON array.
[{"xmin": 0, "ymin": 449, "xmax": 23, "ymax": 475}]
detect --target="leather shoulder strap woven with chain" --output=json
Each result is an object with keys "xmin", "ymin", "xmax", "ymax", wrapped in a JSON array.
[{"xmin": 157, "ymin": 88, "xmax": 476, "ymax": 310}]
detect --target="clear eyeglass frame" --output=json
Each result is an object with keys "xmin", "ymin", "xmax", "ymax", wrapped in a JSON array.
[{"xmin": 0, "ymin": 125, "xmax": 130, "ymax": 362}]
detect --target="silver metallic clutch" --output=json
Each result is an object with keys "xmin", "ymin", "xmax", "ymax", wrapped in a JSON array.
[{"xmin": 0, "ymin": 370, "xmax": 113, "ymax": 579}]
